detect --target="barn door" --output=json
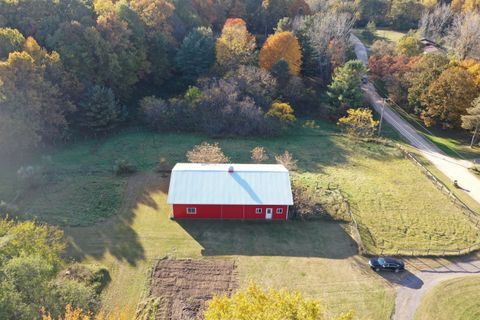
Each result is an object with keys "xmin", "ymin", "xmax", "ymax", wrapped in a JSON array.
[{"xmin": 265, "ymin": 208, "xmax": 273, "ymax": 220}]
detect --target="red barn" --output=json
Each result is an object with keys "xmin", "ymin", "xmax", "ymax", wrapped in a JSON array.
[{"xmin": 167, "ymin": 163, "xmax": 293, "ymax": 220}]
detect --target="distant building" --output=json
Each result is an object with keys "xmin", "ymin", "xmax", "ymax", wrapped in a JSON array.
[
  {"xmin": 420, "ymin": 38, "xmax": 447, "ymax": 54},
  {"xmin": 167, "ymin": 163, "xmax": 293, "ymax": 220}
]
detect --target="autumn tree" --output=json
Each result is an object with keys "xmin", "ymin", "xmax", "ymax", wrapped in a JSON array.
[
  {"xmin": 259, "ymin": 31, "xmax": 302, "ymax": 76},
  {"xmin": 446, "ymin": 12, "xmax": 480, "ymax": 59},
  {"xmin": 388, "ymin": 0, "xmax": 424, "ymax": 30},
  {"xmin": 407, "ymin": 53, "xmax": 449, "ymax": 113},
  {"xmin": 327, "ymin": 60, "xmax": 367, "ymax": 112},
  {"xmin": 396, "ymin": 35, "xmax": 423, "ymax": 57},
  {"xmin": 419, "ymin": 4, "xmax": 454, "ymax": 42},
  {"xmin": 354, "ymin": 0, "xmax": 389, "ymax": 26},
  {"xmin": 420, "ymin": 67, "xmax": 479, "ymax": 128},
  {"xmin": 368, "ymin": 54, "xmax": 413, "ymax": 109},
  {"xmin": 128, "ymin": 0, "xmax": 175, "ymax": 41},
  {"xmin": 266, "ymin": 102, "xmax": 297, "ymax": 123},
  {"xmin": 462, "ymin": 96, "xmax": 480, "ymax": 147},
  {"xmin": 369, "ymin": 40, "xmax": 396, "ymax": 58},
  {"xmin": 215, "ymin": 18, "xmax": 256, "ymax": 70},
  {"xmin": 337, "ymin": 108, "xmax": 379, "ymax": 137},
  {"xmin": 204, "ymin": 282, "xmax": 354, "ymax": 320},
  {"xmin": 457, "ymin": 59, "xmax": 480, "ymax": 87},
  {"xmin": 186, "ymin": 142, "xmax": 230, "ymax": 163},
  {"xmin": 0, "ymin": 40, "xmax": 75, "ymax": 154},
  {"xmin": 0, "ymin": 27, "xmax": 25, "ymax": 59},
  {"xmin": 226, "ymin": 65, "xmax": 278, "ymax": 110},
  {"xmin": 301, "ymin": 12, "xmax": 354, "ymax": 81},
  {"xmin": 251, "ymin": 146, "xmax": 269, "ymax": 163},
  {"xmin": 175, "ymin": 27, "xmax": 215, "ymax": 83}
]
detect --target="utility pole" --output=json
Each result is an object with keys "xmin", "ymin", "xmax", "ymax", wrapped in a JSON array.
[
  {"xmin": 470, "ymin": 122, "xmax": 479, "ymax": 148},
  {"xmin": 378, "ymin": 98, "xmax": 386, "ymax": 136}
]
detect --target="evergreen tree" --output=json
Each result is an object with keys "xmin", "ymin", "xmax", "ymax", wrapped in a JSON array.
[
  {"xmin": 175, "ymin": 27, "xmax": 215, "ymax": 83},
  {"xmin": 327, "ymin": 60, "xmax": 367, "ymax": 112},
  {"xmin": 77, "ymin": 85, "xmax": 126, "ymax": 135}
]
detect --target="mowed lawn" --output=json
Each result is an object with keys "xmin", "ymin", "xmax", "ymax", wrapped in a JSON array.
[
  {"xmin": 1, "ymin": 122, "xmax": 479, "ymax": 318},
  {"xmin": 415, "ymin": 276, "xmax": 480, "ymax": 320}
]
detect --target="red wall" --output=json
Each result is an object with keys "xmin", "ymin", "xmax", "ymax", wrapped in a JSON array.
[{"xmin": 172, "ymin": 204, "xmax": 288, "ymax": 220}]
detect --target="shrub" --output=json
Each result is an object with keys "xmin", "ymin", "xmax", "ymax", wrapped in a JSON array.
[
  {"xmin": 113, "ymin": 160, "xmax": 136, "ymax": 176},
  {"xmin": 303, "ymin": 120, "xmax": 320, "ymax": 129},
  {"xmin": 266, "ymin": 102, "xmax": 297, "ymax": 124},
  {"xmin": 59, "ymin": 264, "xmax": 110, "ymax": 294},
  {"xmin": 251, "ymin": 146, "xmax": 269, "ymax": 163},
  {"xmin": 275, "ymin": 151, "xmax": 298, "ymax": 171},
  {"xmin": 140, "ymin": 96, "xmax": 194, "ymax": 132},
  {"xmin": 186, "ymin": 142, "xmax": 230, "ymax": 163},
  {"xmin": 156, "ymin": 157, "xmax": 171, "ymax": 176},
  {"xmin": 337, "ymin": 108, "xmax": 379, "ymax": 137},
  {"xmin": 197, "ymin": 79, "xmax": 275, "ymax": 136}
]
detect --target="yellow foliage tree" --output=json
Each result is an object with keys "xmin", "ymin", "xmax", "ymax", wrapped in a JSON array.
[
  {"xmin": 204, "ymin": 283, "xmax": 353, "ymax": 320},
  {"xmin": 215, "ymin": 18, "xmax": 256, "ymax": 70},
  {"xmin": 259, "ymin": 31, "xmax": 302, "ymax": 76},
  {"xmin": 266, "ymin": 101, "xmax": 296, "ymax": 123},
  {"xmin": 457, "ymin": 59, "xmax": 480, "ymax": 87},
  {"xmin": 451, "ymin": 0, "xmax": 480, "ymax": 12},
  {"xmin": 337, "ymin": 108, "xmax": 379, "ymax": 137}
]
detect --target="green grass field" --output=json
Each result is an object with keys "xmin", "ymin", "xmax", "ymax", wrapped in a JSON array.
[
  {"xmin": 1, "ymin": 121, "xmax": 479, "ymax": 318},
  {"xmin": 353, "ymin": 28, "xmax": 406, "ymax": 47},
  {"xmin": 415, "ymin": 276, "xmax": 480, "ymax": 320}
]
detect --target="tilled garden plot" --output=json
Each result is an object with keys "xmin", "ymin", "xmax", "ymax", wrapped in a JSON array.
[{"xmin": 148, "ymin": 259, "xmax": 237, "ymax": 320}]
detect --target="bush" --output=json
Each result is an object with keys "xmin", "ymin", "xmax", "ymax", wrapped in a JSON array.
[
  {"xmin": 266, "ymin": 102, "xmax": 297, "ymax": 124},
  {"xmin": 113, "ymin": 159, "xmax": 136, "ymax": 176},
  {"xmin": 251, "ymin": 146, "xmax": 269, "ymax": 163},
  {"xmin": 140, "ymin": 96, "xmax": 194, "ymax": 132},
  {"xmin": 275, "ymin": 151, "xmax": 298, "ymax": 171},
  {"xmin": 186, "ymin": 142, "xmax": 230, "ymax": 163},
  {"xmin": 197, "ymin": 79, "xmax": 276, "ymax": 136},
  {"xmin": 59, "ymin": 264, "xmax": 111, "ymax": 294}
]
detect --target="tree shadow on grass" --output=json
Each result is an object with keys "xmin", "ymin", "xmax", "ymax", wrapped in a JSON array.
[
  {"xmin": 64, "ymin": 173, "xmax": 169, "ymax": 266},
  {"xmin": 176, "ymin": 219, "xmax": 358, "ymax": 259}
]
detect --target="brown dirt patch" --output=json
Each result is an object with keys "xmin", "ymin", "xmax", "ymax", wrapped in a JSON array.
[{"xmin": 147, "ymin": 259, "xmax": 237, "ymax": 320}]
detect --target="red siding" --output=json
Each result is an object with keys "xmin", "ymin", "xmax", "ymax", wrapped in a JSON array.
[{"xmin": 172, "ymin": 204, "xmax": 288, "ymax": 220}]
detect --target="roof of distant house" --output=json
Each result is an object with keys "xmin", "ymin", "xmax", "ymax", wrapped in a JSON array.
[{"xmin": 167, "ymin": 163, "xmax": 294, "ymax": 205}]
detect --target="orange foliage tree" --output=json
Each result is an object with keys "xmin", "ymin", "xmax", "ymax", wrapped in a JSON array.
[
  {"xmin": 215, "ymin": 18, "xmax": 256, "ymax": 70},
  {"xmin": 259, "ymin": 31, "xmax": 302, "ymax": 76}
]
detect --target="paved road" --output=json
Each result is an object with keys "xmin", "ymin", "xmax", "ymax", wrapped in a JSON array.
[
  {"xmin": 392, "ymin": 257, "xmax": 480, "ymax": 320},
  {"xmin": 350, "ymin": 34, "xmax": 480, "ymax": 206}
]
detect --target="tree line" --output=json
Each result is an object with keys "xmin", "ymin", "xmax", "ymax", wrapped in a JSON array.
[
  {"xmin": 0, "ymin": 0, "xmax": 359, "ymax": 156},
  {"xmin": 369, "ymin": 4, "xmax": 480, "ymax": 146}
]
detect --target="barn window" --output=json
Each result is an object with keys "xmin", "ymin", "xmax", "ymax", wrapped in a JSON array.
[
  {"xmin": 276, "ymin": 208, "xmax": 283, "ymax": 214},
  {"xmin": 186, "ymin": 207, "xmax": 197, "ymax": 214},
  {"xmin": 256, "ymin": 208, "xmax": 262, "ymax": 214}
]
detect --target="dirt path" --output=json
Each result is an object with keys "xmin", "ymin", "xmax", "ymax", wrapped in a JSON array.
[
  {"xmin": 350, "ymin": 34, "xmax": 480, "ymax": 206},
  {"xmin": 393, "ymin": 257, "xmax": 480, "ymax": 320}
]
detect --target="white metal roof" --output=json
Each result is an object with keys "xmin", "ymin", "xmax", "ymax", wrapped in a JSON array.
[{"xmin": 167, "ymin": 163, "xmax": 293, "ymax": 205}]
